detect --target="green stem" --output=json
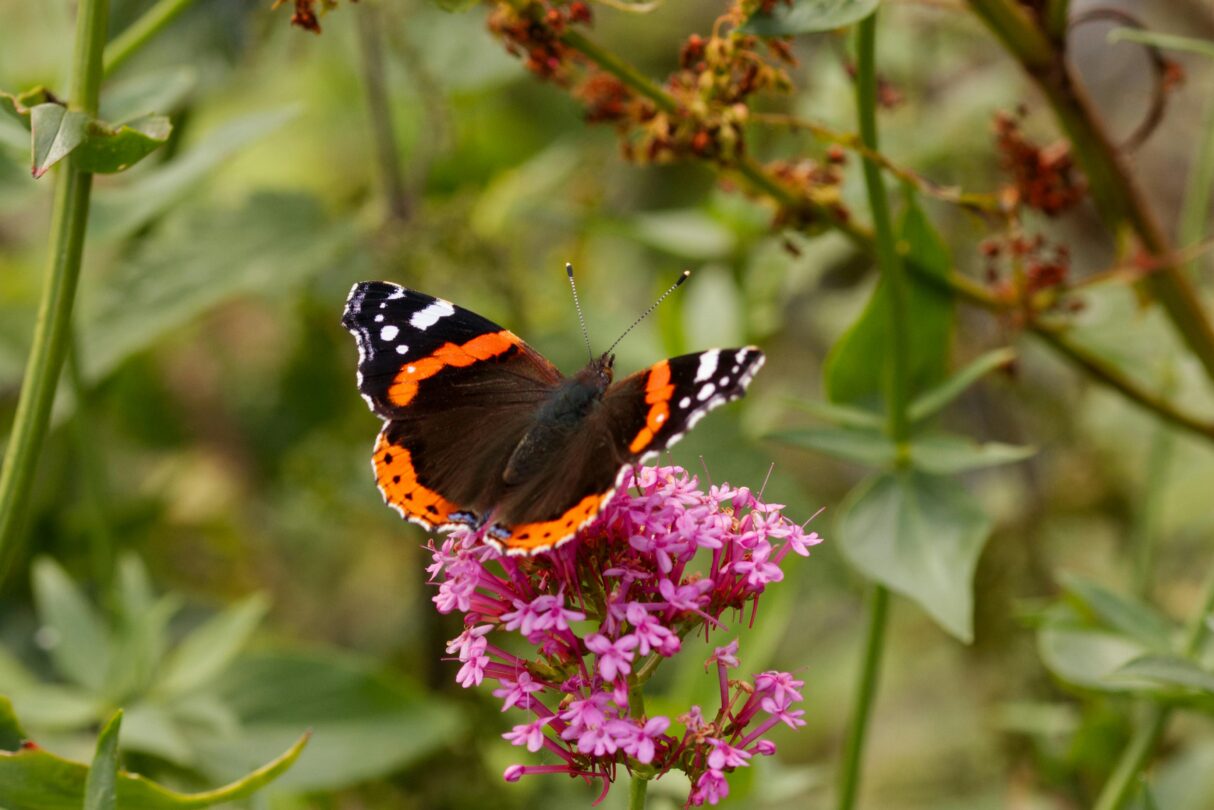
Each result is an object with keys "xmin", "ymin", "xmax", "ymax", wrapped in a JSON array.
[
  {"xmin": 560, "ymin": 28, "xmax": 678, "ymax": 114},
  {"xmin": 1093, "ymin": 564, "xmax": 1214, "ymax": 810},
  {"xmin": 855, "ymin": 12, "xmax": 911, "ymax": 444},
  {"xmin": 103, "ymin": 0, "xmax": 197, "ymax": 76},
  {"xmin": 965, "ymin": 0, "xmax": 1214, "ymax": 385},
  {"xmin": 356, "ymin": 2, "xmax": 411, "ymax": 223},
  {"xmin": 838, "ymin": 584, "xmax": 890, "ymax": 810},
  {"xmin": 0, "ymin": 0, "xmax": 108, "ymax": 583},
  {"xmin": 66, "ymin": 338, "xmax": 114, "ymax": 588},
  {"xmin": 628, "ymin": 772, "xmax": 650, "ymax": 810},
  {"xmin": 1045, "ymin": 0, "xmax": 1070, "ymax": 43}
]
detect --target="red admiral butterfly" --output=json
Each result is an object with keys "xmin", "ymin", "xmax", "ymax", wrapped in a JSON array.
[{"xmin": 343, "ymin": 269, "xmax": 764, "ymax": 555}]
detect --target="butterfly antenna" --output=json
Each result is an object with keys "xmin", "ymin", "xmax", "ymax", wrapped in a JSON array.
[
  {"xmin": 567, "ymin": 262, "xmax": 594, "ymax": 363},
  {"xmin": 605, "ymin": 270, "xmax": 692, "ymax": 356}
]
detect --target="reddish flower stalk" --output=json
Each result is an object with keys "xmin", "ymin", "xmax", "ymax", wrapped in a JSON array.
[{"xmin": 426, "ymin": 464, "xmax": 820, "ymax": 805}]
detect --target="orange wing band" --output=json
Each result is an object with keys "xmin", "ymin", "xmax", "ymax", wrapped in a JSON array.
[
  {"xmin": 499, "ymin": 492, "xmax": 609, "ymax": 554},
  {"xmin": 628, "ymin": 360, "xmax": 674, "ymax": 453},
  {"xmin": 388, "ymin": 330, "xmax": 521, "ymax": 407},
  {"xmin": 374, "ymin": 431, "xmax": 460, "ymax": 527}
]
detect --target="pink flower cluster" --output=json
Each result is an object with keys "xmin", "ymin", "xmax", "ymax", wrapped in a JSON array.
[{"xmin": 426, "ymin": 465, "xmax": 821, "ymax": 805}]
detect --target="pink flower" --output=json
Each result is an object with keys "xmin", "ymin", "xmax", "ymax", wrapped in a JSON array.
[
  {"xmin": 503, "ymin": 717, "xmax": 551, "ymax": 752},
  {"xmin": 690, "ymin": 769, "xmax": 730, "ymax": 805},
  {"xmin": 421, "ymin": 464, "xmax": 818, "ymax": 805},
  {"xmin": 493, "ymin": 671, "xmax": 543, "ymax": 711},
  {"xmin": 586, "ymin": 633, "xmax": 639, "ymax": 680}
]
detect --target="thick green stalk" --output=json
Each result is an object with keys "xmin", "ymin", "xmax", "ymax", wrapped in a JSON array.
[
  {"xmin": 837, "ymin": 17, "xmax": 902, "ymax": 810},
  {"xmin": 854, "ymin": 13, "xmax": 911, "ymax": 444},
  {"xmin": 838, "ymin": 584, "xmax": 890, "ymax": 810},
  {"xmin": 965, "ymin": 0, "xmax": 1214, "ymax": 384},
  {"xmin": 628, "ymin": 773, "xmax": 650, "ymax": 810},
  {"xmin": 1093, "ymin": 564, "xmax": 1214, "ymax": 810},
  {"xmin": 0, "ymin": 0, "xmax": 109, "ymax": 582},
  {"xmin": 103, "ymin": 0, "xmax": 196, "ymax": 76}
]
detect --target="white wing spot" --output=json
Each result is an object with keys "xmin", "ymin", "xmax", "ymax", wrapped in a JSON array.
[
  {"xmin": 380, "ymin": 325, "xmax": 400, "ymax": 341},
  {"xmin": 679, "ymin": 396, "xmax": 691, "ymax": 408},
  {"xmin": 396, "ymin": 344, "xmax": 409, "ymax": 355},
  {"xmin": 656, "ymin": 413, "xmax": 666, "ymax": 424},
  {"xmin": 410, "ymin": 299, "xmax": 455, "ymax": 330},
  {"xmin": 407, "ymin": 365, "xmax": 417, "ymax": 374},
  {"xmin": 697, "ymin": 383, "xmax": 716, "ymax": 401},
  {"xmin": 374, "ymin": 314, "xmax": 384, "ymax": 323},
  {"xmin": 694, "ymin": 350, "xmax": 721, "ymax": 383}
]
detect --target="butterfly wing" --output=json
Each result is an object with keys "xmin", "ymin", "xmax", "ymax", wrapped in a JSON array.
[
  {"xmin": 488, "ymin": 347, "xmax": 765, "ymax": 555},
  {"xmin": 343, "ymin": 281, "xmax": 563, "ymax": 528}
]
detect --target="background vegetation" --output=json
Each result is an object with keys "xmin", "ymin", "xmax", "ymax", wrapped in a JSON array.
[{"xmin": 2, "ymin": 0, "xmax": 1214, "ymax": 807}]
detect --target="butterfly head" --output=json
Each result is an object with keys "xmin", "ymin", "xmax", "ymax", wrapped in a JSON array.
[{"xmin": 577, "ymin": 352, "xmax": 615, "ymax": 391}]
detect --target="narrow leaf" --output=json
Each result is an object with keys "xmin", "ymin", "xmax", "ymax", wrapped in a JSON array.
[
  {"xmin": 0, "ymin": 696, "xmax": 26, "ymax": 751},
  {"xmin": 30, "ymin": 104, "xmax": 89, "ymax": 178},
  {"xmin": 1038, "ymin": 621, "xmax": 1150, "ymax": 690},
  {"xmin": 741, "ymin": 0, "xmax": 880, "ymax": 35},
  {"xmin": 0, "ymin": 731, "xmax": 309, "ymax": 810},
  {"xmin": 767, "ymin": 426, "xmax": 896, "ymax": 466},
  {"xmin": 784, "ymin": 396, "xmax": 885, "ymax": 430},
  {"xmin": 155, "ymin": 594, "xmax": 269, "ymax": 698},
  {"xmin": 1108, "ymin": 28, "xmax": 1214, "ymax": 60},
  {"xmin": 837, "ymin": 470, "xmax": 991, "ymax": 641},
  {"xmin": 1060, "ymin": 574, "xmax": 1177, "ymax": 650},
  {"xmin": 84, "ymin": 711, "xmax": 122, "ymax": 810},
  {"xmin": 1114, "ymin": 655, "xmax": 1214, "ymax": 695},
  {"xmin": 31, "ymin": 558, "xmax": 112, "ymax": 693},
  {"xmin": 908, "ymin": 347, "xmax": 1017, "ymax": 422},
  {"xmin": 908, "ymin": 432, "xmax": 1036, "ymax": 474}
]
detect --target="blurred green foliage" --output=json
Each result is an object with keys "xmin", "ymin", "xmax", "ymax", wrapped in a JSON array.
[{"xmin": 1, "ymin": 0, "xmax": 1214, "ymax": 808}]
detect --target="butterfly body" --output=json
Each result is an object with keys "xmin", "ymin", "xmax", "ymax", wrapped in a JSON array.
[{"xmin": 343, "ymin": 280, "xmax": 764, "ymax": 555}]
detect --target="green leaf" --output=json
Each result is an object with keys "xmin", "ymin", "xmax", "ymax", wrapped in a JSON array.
[
  {"xmin": 2, "ymin": 684, "xmax": 106, "ymax": 731},
  {"xmin": 84, "ymin": 711, "xmax": 121, "ymax": 810},
  {"xmin": 30, "ymin": 104, "xmax": 89, "ymax": 178},
  {"xmin": 908, "ymin": 432, "xmax": 1036, "ymax": 474},
  {"xmin": 0, "ymin": 696, "xmax": 27, "ymax": 751},
  {"xmin": 1038, "ymin": 621, "xmax": 1151, "ymax": 690},
  {"xmin": 81, "ymin": 190, "xmax": 355, "ymax": 381},
  {"xmin": 741, "ymin": 0, "xmax": 880, "ymax": 35},
  {"xmin": 28, "ymin": 103, "xmax": 170, "ymax": 177},
  {"xmin": 1060, "ymin": 574, "xmax": 1177, "ymax": 651},
  {"xmin": 108, "ymin": 556, "xmax": 180, "ymax": 702},
  {"xmin": 1108, "ymin": 28, "xmax": 1214, "ymax": 60},
  {"xmin": 0, "ymin": 87, "xmax": 53, "ymax": 128},
  {"xmin": 1113, "ymin": 655, "xmax": 1214, "ymax": 695},
  {"xmin": 908, "ymin": 347, "xmax": 1017, "ymax": 422},
  {"xmin": 784, "ymin": 396, "xmax": 885, "ymax": 430},
  {"xmin": 100, "ymin": 68, "xmax": 196, "ymax": 124},
  {"xmin": 88, "ymin": 107, "xmax": 296, "ymax": 242},
  {"xmin": 823, "ymin": 194, "xmax": 954, "ymax": 410},
  {"xmin": 75, "ymin": 114, "xmax": 172, "ymax": 174},
  {"xmin": 31, "ymin": 558, "xmax": 112, "ymax": 694},
  {"xmin": 196, "ymin": 649, "xmax": 464, "ymax": 791},
  {"xmin": 767, "ymin": 426, "xmax": 896, "ymax": 466},
  {"xmin": 0, "ymin": 729, "xmax": 308, "ymax": 810},
  {"xmin": 155, "ymin": 594, "xmax": 269, "ymax": 698},
  {"xmin": 837, "ymin": 469, "xmax": 991, "ymax": 641}
]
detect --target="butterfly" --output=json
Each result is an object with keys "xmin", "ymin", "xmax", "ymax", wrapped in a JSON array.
[{"xmin": 342, "ymin": 272, "xmax": 764, "ymax": 555}]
